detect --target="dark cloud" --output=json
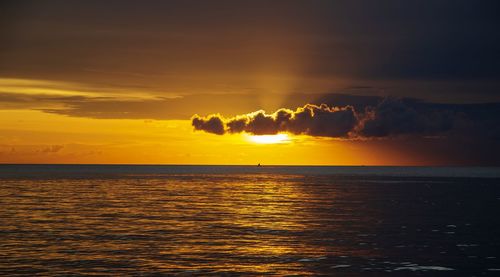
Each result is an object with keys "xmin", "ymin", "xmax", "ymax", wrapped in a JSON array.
[
  {"xmin": 193, "ymin": 104, "xmax": 357, "ymax": 138},
  {"xmin": 192, "ymin": 98, "xmax": 500, "ymax": 140},
  {"xmin": 355, "ymin": 98, "xmax": 456, "ymax": 137},
  {"xmin": 192, "ymin": 115, "xmax": 225, "ymax": 135}
]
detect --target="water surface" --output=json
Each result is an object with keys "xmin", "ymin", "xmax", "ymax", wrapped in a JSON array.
[{"xmin": 1, "ymin": 165, "xmax": 500, "ymax": 275}]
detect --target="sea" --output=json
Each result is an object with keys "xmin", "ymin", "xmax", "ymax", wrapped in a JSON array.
[{"xmin": 1, "ymin": 165, "xmax": 500, "ymax": 275}]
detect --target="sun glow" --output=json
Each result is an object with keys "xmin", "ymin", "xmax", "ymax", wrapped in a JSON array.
[{"xmin": 248, "ymin": 134, "xmax": 291, "ymax": 144}]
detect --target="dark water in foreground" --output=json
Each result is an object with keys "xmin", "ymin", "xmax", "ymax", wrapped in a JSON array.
[{"xmin": 1, "ymin": 165, "xmax": 500, "ymax": 275}]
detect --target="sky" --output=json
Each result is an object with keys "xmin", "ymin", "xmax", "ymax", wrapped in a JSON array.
[{"xmin": 1, "ymin": 0, "xmax": 499, "ymax": 165}]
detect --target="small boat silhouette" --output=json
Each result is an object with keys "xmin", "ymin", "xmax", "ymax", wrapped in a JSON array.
[{"xmin": 257, "ymin": 163, "xmax": 261, "ymax": 167}]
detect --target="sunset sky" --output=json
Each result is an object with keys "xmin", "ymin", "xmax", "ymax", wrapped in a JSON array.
[{"xmin": 1, "ymin": 0, "xmax": 499, "ymax": 165}]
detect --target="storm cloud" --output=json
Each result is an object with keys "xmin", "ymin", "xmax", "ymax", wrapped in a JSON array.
[
  {"xmin": 2, "ymin": 1, "xmax": 500, "ymax": 102},
  {"xmin": 355, "ymin": 98, "xmax": 456, "ymax": 138},
  {"xmin": 192, "ymin": 104, "xmax": 358, "ymax": 138},
  {"xmin": 192, "ymin": 98, "xmax": 499, "ymax": 139}
]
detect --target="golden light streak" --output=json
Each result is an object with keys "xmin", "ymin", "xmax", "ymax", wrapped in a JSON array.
[{"xmin": 0, "ymin": 78, "xmax": 170, "ymax": 100}]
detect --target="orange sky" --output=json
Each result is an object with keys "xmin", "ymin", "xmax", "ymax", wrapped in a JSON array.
[
  {"xmin": 0, "ymin": 100, "xmax": 462, "ymax": 165},
  {"xmin": 0, "ymin": 76, "xmax": 495, "ymax": 165},
  {"xmin": 0, "ymin": 77, "xmax": 460, "ymax": 165},
  {"xmin": 0, "ymin": 108, "xmax": 397, "ymax": 165},
  {"xmin": 1, "ymin": 2, "xmax": 499, "ymax": 165}
]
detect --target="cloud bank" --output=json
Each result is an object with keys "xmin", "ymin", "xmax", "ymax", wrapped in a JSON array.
[
  {"xmin": 191, "ymin": 98, "xmax": 467, "ymax": 139},
  {"xmin": 192, "ymin": 104, "xmax": 358, "ymax": 138}
]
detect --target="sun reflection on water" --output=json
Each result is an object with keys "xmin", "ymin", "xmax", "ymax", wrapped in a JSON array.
[{"xmin": 0, "ymin": 174, "xmax": 378, "ymax": 275}]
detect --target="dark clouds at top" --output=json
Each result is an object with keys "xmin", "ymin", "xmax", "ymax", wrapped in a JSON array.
[
  {"xmin": 1, "ymin": 1, "xmax": 500, "ymax": 102},
  {"xmin": 355, "ymin": 98, "xmax": 456, "ymax": 138}
]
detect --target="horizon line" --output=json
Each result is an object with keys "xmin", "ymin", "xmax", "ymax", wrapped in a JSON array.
[{"xmin": 0, "ymin": 163, "xmax": 499, "ymax": 167}]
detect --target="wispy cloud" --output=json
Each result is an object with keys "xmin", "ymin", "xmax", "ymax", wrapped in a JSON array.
[{"xmin": 0, "ymin": 78, "xmax": 263, "ymax": 119}]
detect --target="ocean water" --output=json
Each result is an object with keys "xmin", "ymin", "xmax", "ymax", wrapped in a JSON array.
[{"xmin": 1, "ymin": 165, "xmax": 500, "ymax": 275}]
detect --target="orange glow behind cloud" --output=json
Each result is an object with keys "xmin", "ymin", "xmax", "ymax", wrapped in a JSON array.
[
  {"xmin": 0, "ymin": 78, "xmax": 489, "ymax": 166},
  {"xmin": 0, "ymin": 108, "xmax": 439, "ymax": 166}
]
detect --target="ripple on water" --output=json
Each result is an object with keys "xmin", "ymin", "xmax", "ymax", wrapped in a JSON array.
[
  {"xmin": 394, "ymin": 265, "xmax": 455, "ymax": 271},
  {"xmin": 1, "ymin": 171, "xmax": 500, "ymax": 275}
]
